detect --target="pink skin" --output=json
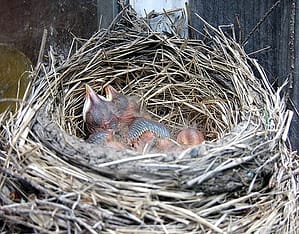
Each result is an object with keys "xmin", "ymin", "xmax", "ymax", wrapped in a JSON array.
[
  {"xmin": 129, "ymin": 131, "xmax": 180, "ymax": 153},
  {"xmin": 176, "ymin": 128, "xmax": 205, "ymax": 146}
]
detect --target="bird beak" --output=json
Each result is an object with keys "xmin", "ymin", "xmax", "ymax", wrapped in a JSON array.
[
  {"xmin": 86, "ymin": 84, "xmax": 109, "ymax": 101},
  {"xmin": 104, "ymin": 85, "xmax": 119, "ymax": 101},
  {"xmin": 83, "ymin": 84, "xmax": 109, "ymax": 122},
  {"xmin": 85, "ymin": 84, "xmax": 97, "ymax": 100},
  {"xmin": 83, "ymin": 84, "xmax": 94, "ymax": 122}
]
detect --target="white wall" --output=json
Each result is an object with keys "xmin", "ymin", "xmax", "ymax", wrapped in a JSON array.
[
  {"xmin": 130, "ymin": 0, "xmax": 189, "ymax": 38},
  {"xmin": 130, "ymin": 0, "xmax": 188, "ymax": 17}
]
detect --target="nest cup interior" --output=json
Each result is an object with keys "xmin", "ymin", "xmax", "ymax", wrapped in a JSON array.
[{"xmin": 60, "ymin": 37, "xmax": 243, "ymax": 142}]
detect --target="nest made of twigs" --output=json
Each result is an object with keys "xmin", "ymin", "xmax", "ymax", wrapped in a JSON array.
[{"xmin": 0, "ymin": 6, "xmax": 297, "ymax": 234}]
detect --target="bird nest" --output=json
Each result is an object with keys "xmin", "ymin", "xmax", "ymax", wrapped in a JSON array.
[{"xmin": 0, "ymin": 7, "xmax": 297, "ymax": 234}]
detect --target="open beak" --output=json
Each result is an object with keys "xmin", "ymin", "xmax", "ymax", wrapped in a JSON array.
[
  {"xmin": 86, "ymin": 84, "xmax": 109, "ymax": 101},
  {"xmin": 83, "ymin": 85, "xmax": 94, "ymax": 122},
  {"xmin": 104, "ymin": 85, "xmax": 119, "ymax": 101},
  {"xmin": 83, "ymin": 84, "xmax": 109, "ymax": 122},
  {"xmin": 85, "ymin": 84, "xmax": 97, "ymax": 100}
]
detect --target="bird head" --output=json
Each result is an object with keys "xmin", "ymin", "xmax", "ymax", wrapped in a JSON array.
[
  {"xmin": 104, "ymin": 85, "xmax": 140, "ymax": 123},
  {"xmin": 83, "ymin": 84, "xmax": 117, "ymax": 133}
]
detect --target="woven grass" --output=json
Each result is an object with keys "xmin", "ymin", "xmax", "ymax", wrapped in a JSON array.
[{"xmin": 0, "ymin": 7, "xmax": 297, "ymax": 233}]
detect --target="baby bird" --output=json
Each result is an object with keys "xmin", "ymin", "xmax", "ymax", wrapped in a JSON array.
[
  {"xmin": 83, "ymin": 84, "xmax": 203, "ymax": 153},
  {"xmin": 104, "ymin": 85, "xmax": 140, "ymax": 124},
  {"xmin": 83, "ymin": 84, "xmax": 118, "ymax": 134},
  {"xmin": 176, "ymin": 128, "xmax": 205, "ymax": 146},
  {"xmin": 104, "ymin": 86, "xmax": 181, "ymax": 152}
]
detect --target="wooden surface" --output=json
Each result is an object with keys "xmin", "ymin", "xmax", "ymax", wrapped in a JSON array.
[
  {"xmin": 189, "ymin": 0, "xmax": 280, "ymax": 83},
  {"xmin": 97, "ymin": 0, "xmax": 119, "ymax": 28},
  {"xmin": 290, "ymin": 0, "xmax": 299, "ymax": 151},
  {"xmin": 0, "ymin": 0, "xmax": 98, "ymax": 63},
  {"xmin": 189, "ymin": 0, "xmax": 298, "ymax": 150}
]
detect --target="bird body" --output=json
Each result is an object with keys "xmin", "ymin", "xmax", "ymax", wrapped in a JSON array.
[
  {"xmin": 128, "ymin": 117, "xmax": 170, "ymax": 140},
  {"xmin": 87, "ymin": 131, "xmax": 126, "ymax": 150},
  {"xmin": 127, "ymin": 117, "xmax": 173, "ymax": 153},
  {"xmin": 86, "ymin": 131, "xmax": 112, "ymax": 144}
]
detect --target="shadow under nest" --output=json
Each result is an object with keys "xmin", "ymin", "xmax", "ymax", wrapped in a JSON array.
[{"xmin": 0, "ymin": 7, "xmax": 292, "ymax": 233}]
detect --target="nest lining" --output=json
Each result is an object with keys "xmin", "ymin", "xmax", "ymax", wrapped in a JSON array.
[{"xmin": 0, "ymin": 6, "xmax": 297, "ymax": 234}]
